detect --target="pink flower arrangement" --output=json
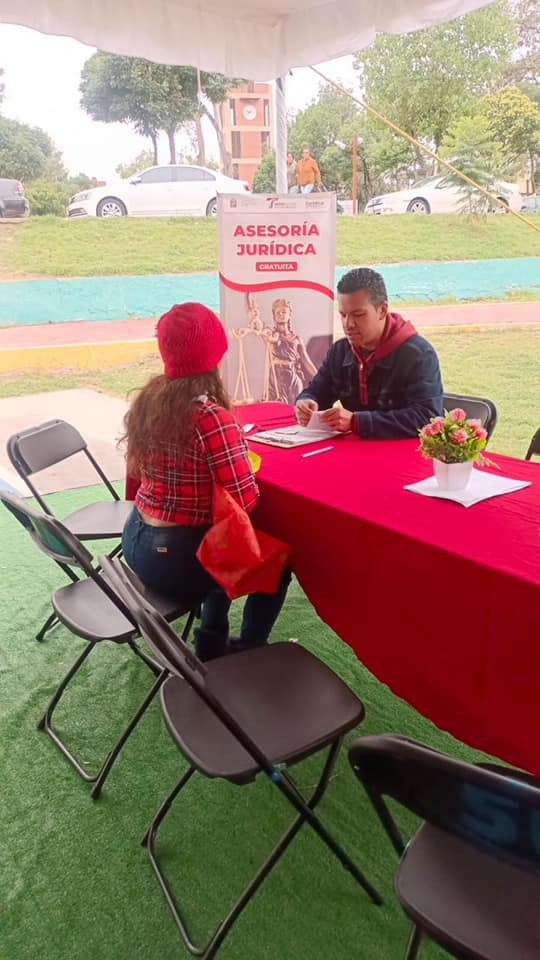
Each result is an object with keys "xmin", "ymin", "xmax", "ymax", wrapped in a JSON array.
[{"xmin": 419, "ymin": 409, "xmax": 492, "ymax": 465}]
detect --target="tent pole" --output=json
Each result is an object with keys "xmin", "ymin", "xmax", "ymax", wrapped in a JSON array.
[{"xmin": 275, "ymin": 76, "xmax": 288, "ymax": 194}]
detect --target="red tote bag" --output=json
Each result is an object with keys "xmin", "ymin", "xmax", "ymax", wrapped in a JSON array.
[{"xmin": 196, "ymin": 484, "xmax": 290, "ymax": 600}]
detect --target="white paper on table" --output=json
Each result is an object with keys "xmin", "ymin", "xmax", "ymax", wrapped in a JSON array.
[
  {"xmin": 250, "ymin": 418, "xmax": 341, "ymax": 448},
  {"xmin": 404, "ymin": 469, "xmax": 531, "ymax": 507},
  {"xmin": 306, "ymin": 410, "xmax": 339, "ymax": 436}
]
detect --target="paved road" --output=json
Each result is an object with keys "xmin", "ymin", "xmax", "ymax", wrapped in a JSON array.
[{"xmin": 0, "ymin": 300, "xmax": 538, "ymax": 351}]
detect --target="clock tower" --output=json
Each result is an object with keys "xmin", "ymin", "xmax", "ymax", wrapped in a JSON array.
[{"xmin": 222, "ymin": 82, "xmax": 275, "ymax": 188}]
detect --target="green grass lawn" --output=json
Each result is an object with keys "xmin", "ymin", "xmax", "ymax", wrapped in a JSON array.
[
  {"xmin": 1, "ymin": 483, "xmax": 492, "ymax": 960},
  {"xmin": 1, "ymin": 326, "xmax": 538, "ymax": 458},
  {"xmin": 1, "ymin": 213, "xmax": 540, "ymax": 279}
]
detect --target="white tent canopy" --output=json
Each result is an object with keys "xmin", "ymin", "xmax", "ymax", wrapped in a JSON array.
[{"xmin": 2, "ymin": 0, "xmax": 492, "ymax": 79}]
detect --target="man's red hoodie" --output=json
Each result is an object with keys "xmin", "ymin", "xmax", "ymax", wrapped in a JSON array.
[{"xmin": 351, "ymin": 312, "xmax": 418, "ymax": 405}]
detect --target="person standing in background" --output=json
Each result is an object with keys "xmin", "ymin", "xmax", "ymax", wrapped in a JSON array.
[
  {"xmin": 287, "ymin": 152, "xmax": 298, "ymax": 193},
  {"xmin": 296, "ymin": 147, "xmax": 322, "ymax": 194}
]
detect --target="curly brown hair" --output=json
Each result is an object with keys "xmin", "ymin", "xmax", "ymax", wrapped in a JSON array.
[{"xmin": 122, "ymin": 369, "xmax": 230, "ymax": 477}]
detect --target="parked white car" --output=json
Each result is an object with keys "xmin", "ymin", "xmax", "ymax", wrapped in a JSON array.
[
  {"xmin": 364, "ymin": 176, "xmax": 522, "ymax": 215},
  {"xmin": 67, "ymin": 164, "xmax": 250, "ymax": 218}
]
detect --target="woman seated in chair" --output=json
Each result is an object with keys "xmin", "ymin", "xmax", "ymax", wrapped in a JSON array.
[{"xmin": 122, "ymin": 302, "xmax": 290, "ymax": 661}]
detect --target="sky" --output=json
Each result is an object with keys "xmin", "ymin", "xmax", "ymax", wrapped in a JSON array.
[{"xmin": 0, "ymin": 24, "xmax": 358, "ymax": 181}]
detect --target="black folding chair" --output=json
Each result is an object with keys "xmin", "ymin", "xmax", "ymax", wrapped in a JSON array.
[
  {"xmin": 101, "ymin": 556, "xmax": 381, "ymax": 960},
  {"xmin": 442, "ymin": 393, "xmax": 498, "ymax": 439},
  {"xmin": 1, "ymin": 490, "xmax": 198, "ymax": 799},
  {"xmin": 525, "ymin": 427, "xmax": 540, "ymax": 460},
  {"xmin": 349, "ymin": 734, "xmax": 540, "ymax": 960},
  {"xmin": 7, "ymin": 419, "xmax": 133, "ymax": 640}
]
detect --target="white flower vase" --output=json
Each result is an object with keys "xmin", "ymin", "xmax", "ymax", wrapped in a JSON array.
[{"xmin": 433, "ymin": 459, "xmax": 474, "ymax": 491}]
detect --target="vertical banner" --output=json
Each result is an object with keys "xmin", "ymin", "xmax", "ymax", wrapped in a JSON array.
[{"xmin": 218, "ymin": 193, "xmax": 336, "ymax": 405}]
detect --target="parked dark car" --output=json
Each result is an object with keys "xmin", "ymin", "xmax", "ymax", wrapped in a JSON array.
[{"xmin": 0, "ymin": 178, "xmax": 30, "ymax": 218}]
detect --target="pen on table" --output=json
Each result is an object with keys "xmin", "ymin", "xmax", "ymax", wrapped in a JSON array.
[{"xmin": 301, "ymin": 446, "xmax": 333, "ymax": 459}]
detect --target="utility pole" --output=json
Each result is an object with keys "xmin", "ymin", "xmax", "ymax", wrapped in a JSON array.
[
  {"xmin": 352, "ymin": 135, "xmax": 359, "ymax": 214},
  {"xmin": 275, "ymin": 76, "xmax": 288, "ymax": 193}
]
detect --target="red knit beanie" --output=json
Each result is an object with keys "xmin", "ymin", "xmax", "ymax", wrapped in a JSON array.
[{"xmin": 157, "ymin": 303, "xmax": 228, "ymax": 379}]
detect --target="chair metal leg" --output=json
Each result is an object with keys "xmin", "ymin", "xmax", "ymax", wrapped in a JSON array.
[
  {"xmin": 404, "ymin": 924, "xmax": 423, "ymax": 960},
  {"xmin": 142, "ymin": 767, "xmax": 203, "ymax": 954},
  {"xmin": 129, "ymin": 640, "xmax": 162, "ymax": 677},
  {"xmin": 91, "ymin": 668, "xmax": 168, "ymax": 799},
  {"xmin": 37, "ymin": 641, "xmax": 98, "ymax": 779},
  {"xmin": 181, "ymin": 610, "xmax": 197, "ymax": 642},
  {"xmin": 275, "ymin": 741, "xmax": 382, "ymax": 907},
  {"xmin": 141, "ymin": 739, "xmax": 381, "ymax": 960},
  {"xmin": 39, "ymin": 643, "xmax": 165, "ymax": 792},
  {"xmin": 36, "ymin": 610, "xmax": 60, "ymax": 642}
]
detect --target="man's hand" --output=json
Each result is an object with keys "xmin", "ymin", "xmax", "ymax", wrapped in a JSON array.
[
  {"xmin": 295, "ymin": 398, "xmax": 318, "ymax": 426},
  {"xmin": 319, "ymin": 407, "xmax": 354, "ymax": 433}
]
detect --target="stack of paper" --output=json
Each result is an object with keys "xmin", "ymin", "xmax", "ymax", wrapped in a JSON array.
[
  {"xmin": 251, "ymin": 410, "xmax": 341, "ymax": 449},
  {"xmin": 405, "ymin": 469, "xmax": 531, "ymax": 507},
  {"xmin": 250, "ymin": 425, "xmax": 340, "ymax": 448}
]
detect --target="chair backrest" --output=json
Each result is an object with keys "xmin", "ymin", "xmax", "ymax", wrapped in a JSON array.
[
  {"xmin": 0, "ymin": 491, "xmax": 135, "ymax": 622},
  {"xmin": 0, "ymin": 489, "xmax": 95, "ymax": 572},
  {"xmin": 442, "ymin": 393, "xmax": 498, "ymax": 439},
  {"xmin": 7, "ymin": 419, "xmax": 119, "ymax": 511},
  {"xmin": 349, "ymin": 734, "xmax": 540, "ymax": 875},
  {"xmin": 525, "ymin": 428, "xmax": 540, "ymax": 461},
  {"xmin": 101, "ymin": 555, "xmax": 207, "ymax": 680},
  {"xmin": 99, "ymin": 556, "xmax": 284, "ymax": 777}
]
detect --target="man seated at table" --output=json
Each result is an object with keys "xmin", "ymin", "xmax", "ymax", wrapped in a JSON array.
[{"xmin": 295, "ymin": 267, "xmax": 443, "ymax": 438}]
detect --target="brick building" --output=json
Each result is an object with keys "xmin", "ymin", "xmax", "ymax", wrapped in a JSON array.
[{"xmin": 222, "ymin": 82, "xmax": 274, "ymax": 187}]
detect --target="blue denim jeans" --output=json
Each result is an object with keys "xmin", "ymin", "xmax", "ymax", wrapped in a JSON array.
[{"xmin": 122, "ymin": 508, "xmax": 291, "ymax": 656}]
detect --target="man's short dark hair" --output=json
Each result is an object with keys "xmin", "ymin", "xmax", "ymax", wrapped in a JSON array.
[{"xmin": 337, "ymin": 268, "xmax": 388, "ymax": 307}]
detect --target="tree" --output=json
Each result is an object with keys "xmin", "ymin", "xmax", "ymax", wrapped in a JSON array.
[
  {"xmin": 355, "ymin": 118, "xmax": 416, "ymax": 195},
  {"xmin": 41, "ymin": 150, "xmax": 68, "ymax": 182},
  {"xmin": 80, "ymin": 53, "xmax": 242, "ymax": 171},
  {"xmin": 26, "ymin": 173, "xmax": 100, "ymax": 216},
  {"xmin": 0, "ymin": 116, "xmax": 56, "ymax": 180},
  {"xmin": 506, "ymin": 0, "xmax": 540, "ymax": 85},
  {"xmin": 440, "ymin": 115, "xmax": 506, "ymax": 212},
  {"xmin": 116, "ymin": 149, "xmax": 155, "ymax": 178},
  {"xmin": 287, "ymin": 86, "xmax": 359, "ymax": 195},
  {"xmin": 0, "ymin": 67, "xmax": 4, "ymax": 106},
  {"xmin": 80, "ymin": 54, "xmax": 199, "ymax": 164},
  {"xmin": 194, "ymin": 72, "xmax": 244, "ymax": 175},
  {"xmin": 286, "ymin": 87, "xmax": 414, "ymax": 200},
  {"xmin": 482, "ymin": 85, "xmax": 540, "ymax": 189},
  {"xmin": 517, "ymin": 81, "xmax": 540, "ymax": 108},
  {"xmin": 354, "ymin": 1, "xmax": 517, "ymax": 151},
  {"xmin": 69, "ymin": 172, "xmax": 99, "ymax": 190},
  {"xmin": 252, "ymin": 149, "xmax": 276, "ymax": 192}
]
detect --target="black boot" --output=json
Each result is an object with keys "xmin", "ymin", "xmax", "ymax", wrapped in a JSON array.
[
  {"xmin": 193, "ymin": 627, "xmax": 228, "ymax": 662},
  {"xmin": 226, "ymin": 635, "xmax": 268, "ymax": 655}
]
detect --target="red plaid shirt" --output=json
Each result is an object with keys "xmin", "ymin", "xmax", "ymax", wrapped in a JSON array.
[{"xmin": 135, "ymin": 399, "xmax": 259, "ymax": 525}]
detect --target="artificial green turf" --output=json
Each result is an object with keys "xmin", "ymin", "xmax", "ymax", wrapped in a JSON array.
[{"xmin": 1, "ymin": 483, "xmax": 494, "ymax": 960}]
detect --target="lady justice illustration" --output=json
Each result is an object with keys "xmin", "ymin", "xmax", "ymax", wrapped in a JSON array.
[{"xmin": 230, "ymin": 293, "xmax": 317, "ymax": 404}]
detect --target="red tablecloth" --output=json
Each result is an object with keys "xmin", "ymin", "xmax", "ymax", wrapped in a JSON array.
[{"xmin": 126, "ymin": 402, "xmax": 540, "ymax": 772}]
